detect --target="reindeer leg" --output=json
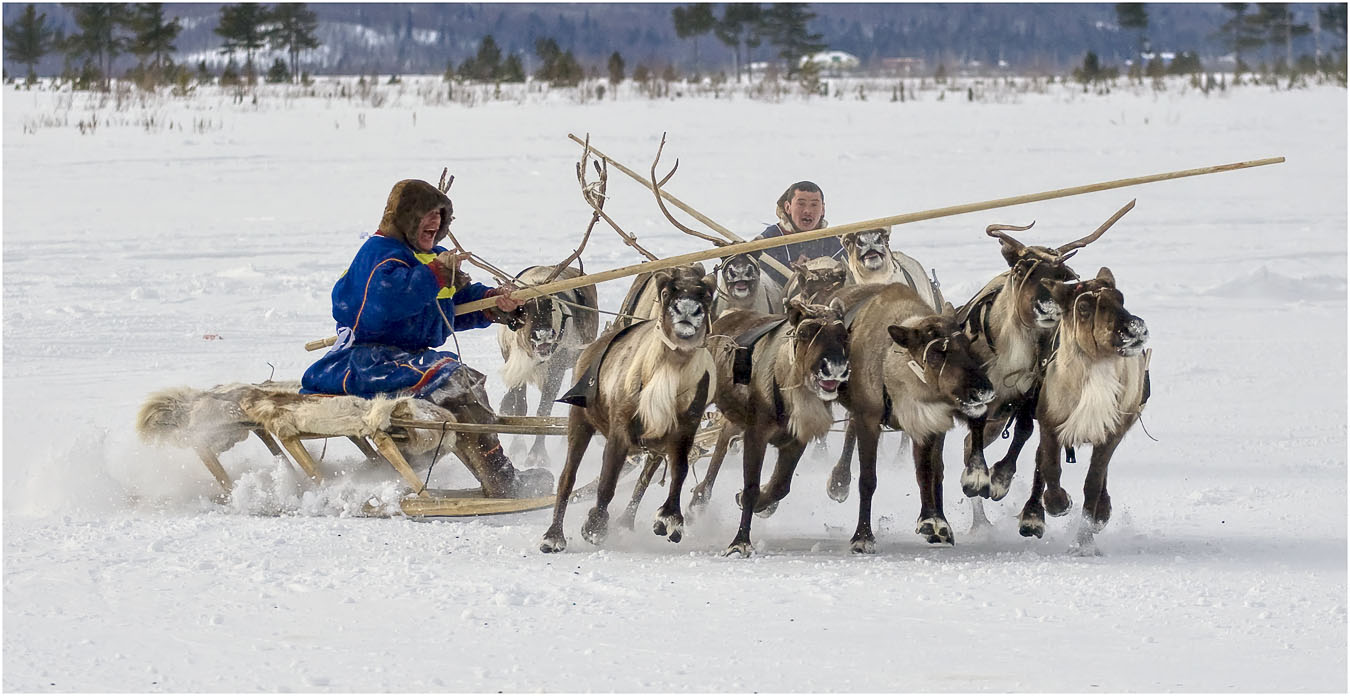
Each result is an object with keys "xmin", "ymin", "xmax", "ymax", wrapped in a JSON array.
[
  {"xmin": 1039, "ymin": 432, "xmax": 1072, "ymax": 518},
  {"xmin": 850, "ymin": 417, "xmax": 882, "ymax": 554},
  {"xmin": 691, "ymin": 423, "xmax": 738, "ymax": 512},
  {"xmin": 654, "ymin": 437, "xmax": 693, "ymax": 544},
  {"xmin": 990, "ymin": 395, "xmax": 1037, "ymax": 501},
  {"xmin": 914, "ymin": 435, "xmax": 954, "ymax": 545},
  {"xmin": 617, "ymin": 453, "xmax": 663, "ymax": 530},
  {"xmin": 966, "ymin": 427, "xmax": 996, "ymax": 533},
  {"xmin": 1018, "ymin": 441, "xmax": 1050, "ymax": 538},
  {"xmin": 526, "ymin": 362, "xmax": 568, "ymax": 468},
  {"xmin": 1072, "ymin": 435, "xmax": 1122, "ymax": 555},
  {"xmin": 653, "ymin": 375, "xmax": 709, "ymax": 544},
  {"xmin": 540, "ymin": 407, "xmax": 594, "ymax": 553},
  {"xmin": 581, "ymin": 434, "xmax": 630, "ymax": 547},
  {"xmin": 826, "ymin": 423, "xmax": 856, "ymax": 503},
  {"xmin": 756, "ymin": 438, "xmax": 807, "ymax": 518},
  {"xmin": 500, "ymin": 383, "xmax": 529, "ymax": 460},
  {"xmin": 960, "ymin": 414, "xmax": 991, "ymax": 498},
  {"xmin": 726, "ymin": 415, "xmax": 769, "ymax": 557}
]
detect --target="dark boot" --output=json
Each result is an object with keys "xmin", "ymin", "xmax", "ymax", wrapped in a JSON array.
[{"xmin": 428, "ymin": 368, "xmax": 555, "ymax": 499}]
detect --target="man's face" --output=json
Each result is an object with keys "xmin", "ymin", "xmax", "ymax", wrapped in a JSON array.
[
  {"xmin": 785, "ymin": 190, "xmax": 824, "ymax": 232},
  {"xmin": 415, "ymin": 209, "xmax": 441, "ymax": 252}
]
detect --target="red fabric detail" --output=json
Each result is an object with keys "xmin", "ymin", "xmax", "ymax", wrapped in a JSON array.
[
  {"xmin": 426, "ymin": 260, "xmax": 454, "ymax": 288},
  {"xmin": 408, "ymin": 357, "xmax": 458, "ymax": 393}
]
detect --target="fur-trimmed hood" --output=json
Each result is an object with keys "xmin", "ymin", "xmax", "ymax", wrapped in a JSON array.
[{"xmin": 378, "ymin": 179, "xmax": 453, "ymax": 249}]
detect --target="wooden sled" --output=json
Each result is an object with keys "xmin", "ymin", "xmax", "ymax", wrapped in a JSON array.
[{"xmin": 140, "ymin": 383, "xmax": 726, "ymax": 518}]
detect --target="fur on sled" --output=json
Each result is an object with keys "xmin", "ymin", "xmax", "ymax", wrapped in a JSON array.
[{"xmin": 136, "ymin": 381, "xmax": 457, "ymax": 456}]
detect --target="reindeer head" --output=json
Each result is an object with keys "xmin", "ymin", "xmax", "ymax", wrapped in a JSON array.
[
  {"xmin": 720, "ymin": 253, "xmax": 762, "ymax": 300},
  {"xmin": 1041, "ymin": 267, "xmax": 1149, "ymax": 360},
  {"xmin": 986, "ymin": 201, "xmax": 1135, "ymax": 333},
  {"xmin": 789, "ymin": 257, "xmax": 848, "ymax": 304},
  {"xmin": 888, "ymin": 317, "xmax": 995, "ymax": 419},
  {"xmin": 842, "ymin": 228, "xmax": 892, "ymax": 273},
  {"xmin": 654, "ymin": 264, "xmax": 717, "ymax": 349},
  {"xmin": 513, "ymin": 294, "xmax": 568, "ymax": 360},
  {"xmin": 786, "ymin": 297, "xmax": 851, "ymax": 401}
]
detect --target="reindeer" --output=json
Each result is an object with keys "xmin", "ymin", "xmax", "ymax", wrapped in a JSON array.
[
  {"xmin": 540, "ymin": 264, "xmax": 718, "ymax": 552},
  {"xmin": 681, "ymin": 300, "xmax": 850, "ymax": 556},
  {"xmin": 834, "ymin": 282, "xmax": 995, "ymax": 552},
  {"xmin": 711, "ymin": 253, "xmax": 785, "ymax": 317},
  {"xmin": 782, "ymin": 256, "xmax": 849, "ymax": 305},
  {"xmin": 496, "ymin": 264, "xmax": 599, "ymax": 466},
  {"xmin": 953, "ymin": 202, "xmax": 1136, "ymax": 531},
  {"xmin": 840, "ymin": 227, "xmax": 946, "ymax": 311},
  {"xmin": 1017, "ymin": 267, "xmax": 1150, "ymax": 554}
]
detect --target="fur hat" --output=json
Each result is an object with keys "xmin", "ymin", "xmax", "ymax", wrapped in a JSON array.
[{"xmin": 378, "ymin": 179, "xmax": 453, "ymax": 249}]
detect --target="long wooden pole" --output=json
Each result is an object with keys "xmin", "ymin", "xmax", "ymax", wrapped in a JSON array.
[
  {"xmin": 304, "ymin": 155, "xmax": 1282, "ymax": 351},
  {"xmin": 565, "ymin": 133, "xmax": 797, "ymax": 280}
]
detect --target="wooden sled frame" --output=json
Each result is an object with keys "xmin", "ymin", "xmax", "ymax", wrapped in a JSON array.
[
  {"xmin": 193, "ymin": 411, "xmax": 727, "ymax": 519},
  {"xmin": 197, "ymin": 415, "xmax": 566, "ymax": 518}
]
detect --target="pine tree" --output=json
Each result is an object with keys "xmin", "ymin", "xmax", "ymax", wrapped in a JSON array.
[
  {"xmin": 215, "ymin": 3, "xmax": 271, "ymax": 84},
  {"xmin": 469, "ymin": 35, "xmax": 502, "ymax": 81},
  {"xmin": 128, "ymin": 4, "xmax": 181, "ymax": 86},
  {"xmin": 500, "ymin": 53, "xmax": 525, "ymax": 82},
  {"xmin": 607, "ymin": 51, "xmax": 625, "ymax": 85},
  {"xmin": 533, "ymin": 36, "xmax": 561, "ymax": 81},
  {"xmin": 268, "ymin": 3, "xmax": 319, "ymax": 84},
  {"xmin": 1253, "ymin": 4, "xmax": 1311, "ymax": 74},
  {"xmin": 63, "ymin": 3, "xmax": 132, "ymax": 91},
  {"xmin": 713, "ymin": 3, "xmax": 762, "ymax": 83},
  {"xmin": 3, "ymin": 4, "xmax": 57, "ymax": 84},
  {"xmin": 671, "ymin": 3, "xmax": 716, "ymax": 76},
  {"xmin": 759, "ymin": 3, "xmax": 826, "ymax": 76},
  {"xmin": 1115, "ymin": 3, "xmax": 1149, "ymax": 70},
  {"xmin": 1217, "ymin": 3, "xmax": 1266, "ymax": 78}
]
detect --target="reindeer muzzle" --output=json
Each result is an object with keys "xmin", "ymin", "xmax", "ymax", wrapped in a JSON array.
[
  {"xmin": 959, "ymin": 386, "xmax": 997, "ymax": 418},
  {"xmin": 1115, "ymin": 317, "xmax": 1150, "ymax": 357}
]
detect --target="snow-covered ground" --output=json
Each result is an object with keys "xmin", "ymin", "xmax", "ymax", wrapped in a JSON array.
[{"xmin": 3, "ymin": 76, "xmax": 1346, "ymax": 691}]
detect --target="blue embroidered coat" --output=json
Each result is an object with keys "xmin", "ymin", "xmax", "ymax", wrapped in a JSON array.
[{"xmin": 301, "ymin": 234, "xmax": 494, "ymax": 398}]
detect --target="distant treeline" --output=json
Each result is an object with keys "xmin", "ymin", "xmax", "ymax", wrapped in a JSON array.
[{"xmin": 4, "ymin": 3, "xmax": 1347, "ymax": 90}]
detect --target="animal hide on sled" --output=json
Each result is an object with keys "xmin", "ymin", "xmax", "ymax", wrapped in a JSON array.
[{"xmin": 136, "ymin": 381, "xmax": 457, "ymax": 455}]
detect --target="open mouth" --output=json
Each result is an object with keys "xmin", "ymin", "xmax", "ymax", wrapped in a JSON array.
[
  {"xmin": 960, "ymin": 401, "xmax": 990, "ymax": 418},
  {"xmin": 418, "ymin": 228, "xmax": 437, "ymax": 250},
  {"xmin": 532, "ymin": 341, "xmax": 556, "ymax": 357},
  {"xmin": 861, "ymin": 250, "xmax": 885, "ymax": 268},
  {"xmin": 730, "ymin": 281, "xmax": 751, "ymax": 297},
  {"xmin": 1116, "ymin": 341, "xmax": 1144, "ymax": 357}
]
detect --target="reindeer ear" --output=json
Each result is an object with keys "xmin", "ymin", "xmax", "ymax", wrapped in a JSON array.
[
  {"xmin": 653, "ymin": 271, "xmax": 674, "ymax": 297},
  {"xmin": 1095, "ymin": 266, "xmax": 1116, "ymax": 286},
  {"xmin": 841, "ymin": 233, "xmax": 857, "ymax": 251},
  {"xmin": 1000, "ymin": 242, "xmax": 1025, "ymax": 268},
  {"xmin": 829, "ymin": 297, "xmax": 846, "ymax": 318},
  {"xmin": 701, "ymin": 273, "xmax": 718, "ymax": 299},
  {"xmin": 786, "ymin": 297, "xmax": 807, "ymax": 325},
  {"xmin": 887, "ymin": 324, "xmax": 925, "ymax": 353}
]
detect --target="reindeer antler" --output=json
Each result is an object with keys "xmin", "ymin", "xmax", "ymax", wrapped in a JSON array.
[
  {"xmin": 984, "ymin": 221, "xmax": 1037, "ymax": 247},
  {"xmin": 569, "ymin": 133, "xmax": 658, "ymax": 262},
  {"xmin": 543, "ymin": 137, "xmax": 605, "ymax": 284},
  {"xmin": 650, "ymin": 132, "xmax": 730, "ymax": 247},
  {"xmin": 1056, "ymin": 199, "xmax": 1135, "ymax": 257},
  {"xmin": 437, "ymin": 167, "xmax": 454, "ymax": 194}
]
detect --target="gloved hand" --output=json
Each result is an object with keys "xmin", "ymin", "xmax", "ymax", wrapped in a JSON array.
[
  {"xmin": 484, "ymin": 283, "xmax": 526, "ymax": 330},
  {"xmin": 428, "ymin": 250, "xmax": 471, "ymax": 288}
]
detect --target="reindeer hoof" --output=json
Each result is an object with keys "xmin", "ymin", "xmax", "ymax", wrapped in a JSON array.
[
  {"xmin": 615, "ymin": 510, "xmax": 637, "ymax": 531},
  {"xmin": 539, "ymin": 534, "xmax": 567, "ymax": 553},
  {"xmin": 653, "ymin": 511, "xmax": 684, "ymax": 543},
  {"xmin": 580, "ymin": 508, "xmax": 609, "ymax": 546},
  {"xmin": 1084, "ymin": 495, "xmax": 1112, "ymax": 530},
  {"xmin": 754, "ymin": 499, "xmax": 779, "ymax": 518},
  {"xmin": 723, "ymin": 540, "xmax": 754, "ymax": 558},
  {"xmin": 1018, "ymin": 509, "xmax": 1046, "ymax": 538},
  {"xmin": 850, "ymin": 536, "xmax": 876, "ymax": 554},
  {"xmin": 1068, "ymin": 536, "xmax": 1101, "ymax": 557},
  {"xmin": 988, "ymin": 463, "xmax": 1015, "ymax": 501},
  {"xmin": 961, "ymin": 465, "xmax": 991, "ymax": 498},
  {"xmin": 916, "ymin": 517, "xmax": 954, "ymax": 545},
  {"xmin": 826, "ymin": 468, "xmax": 851, "ymax": 503},
  {"xmin": 1043, "ymin": 488, "xmax": 1072, "ymax": 517}
]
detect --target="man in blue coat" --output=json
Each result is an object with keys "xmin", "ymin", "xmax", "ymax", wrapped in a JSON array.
[
  {"xmin": 302, "ymin": 179, "xmax": 553, "ymax": 498},
  {"xmin": 752, "ymin": 180, "xmax": 843, "ymax": 286}
]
